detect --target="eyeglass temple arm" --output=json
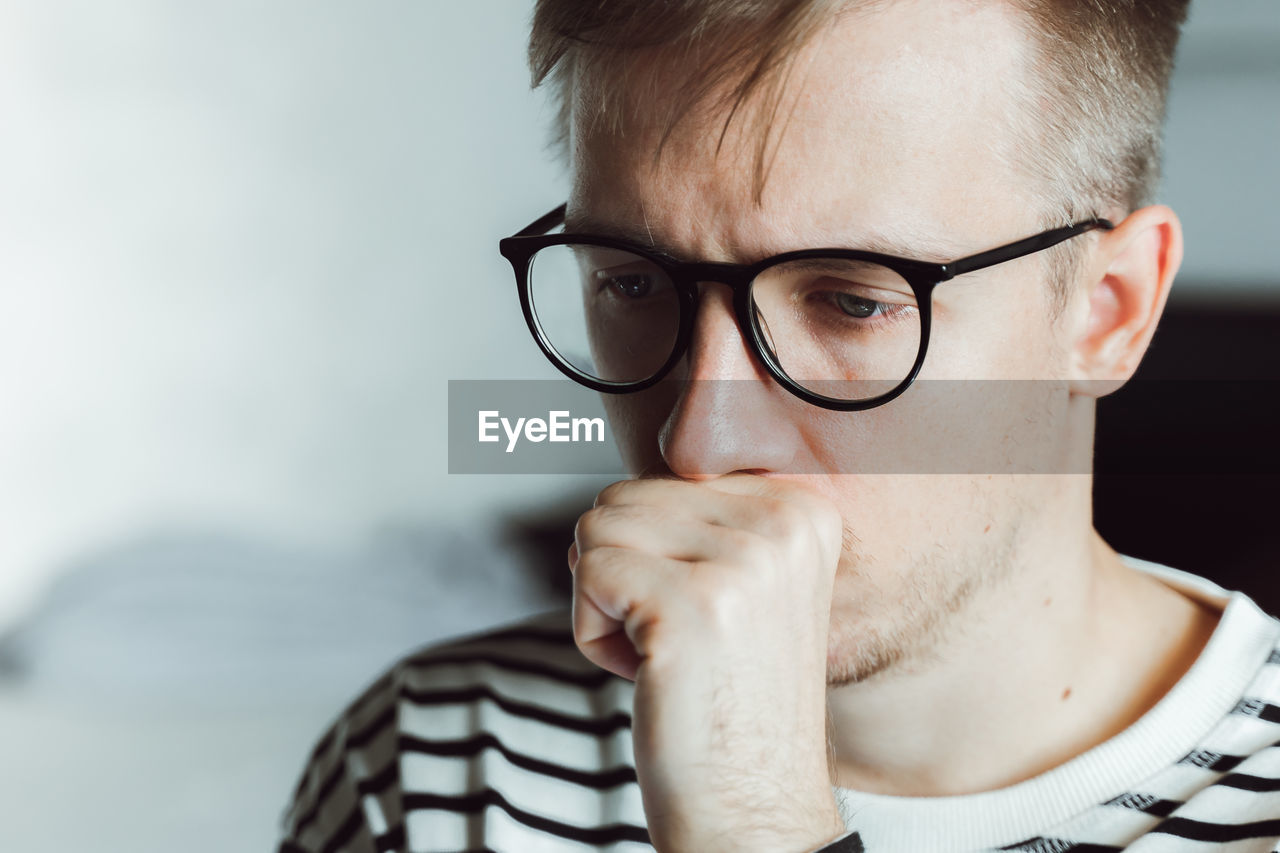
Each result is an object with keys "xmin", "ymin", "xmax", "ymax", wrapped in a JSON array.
[
  {"xmin": 944, "ymin": 218, "xmax": 1115, "ymax": 279},
  {"xmin": 516, "ymin": 204, "xmax": 569, "ymax": 237}
]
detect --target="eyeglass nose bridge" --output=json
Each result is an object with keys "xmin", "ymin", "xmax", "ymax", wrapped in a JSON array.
[
  {"xmin": 661, "ymin": 257, "xmax": 936, "ymax": 413},
  {"xmin": 663, "ymin": 261, "xmax": 789, "ymax": 389},
  {"xmin": 670, "ymin": 260, "xmax": 757, "ymax": 291}
]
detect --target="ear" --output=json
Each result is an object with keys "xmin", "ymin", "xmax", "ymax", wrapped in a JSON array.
[{"xmin": 1067, "ymin": 204, "xmax": 1183, "ymax": 397}]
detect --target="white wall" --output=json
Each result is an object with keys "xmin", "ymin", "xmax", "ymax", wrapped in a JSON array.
[
  {"xmin": 1162, "ymin": 0, "xmax": 1280, "ymax": 295},
  {"xmin": 0, "ymin": 0, "xmax": 1276, "ymax": 629}
]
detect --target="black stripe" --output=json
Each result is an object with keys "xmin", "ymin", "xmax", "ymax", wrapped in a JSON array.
[
  {"xmin": 292, "ymin": 756, "xmax": 399, "ymax": 839},
  {"xmin": 374, "ymin": 823, "xmax": 405, "ymax": 852},
  {"xmin": 348, "ymin": 672, "xmax": 396, "ymax": 719},
  {"xmin": 1178, "ymin": 749, "xmax": 1246, "ymax": 772},
  {"xmin": 821, "ymin": 830, "xmax": 865, "ymax": 852},
  {"xmin": 1139, "ymin": 798, "xmax": 1180, "ymax": 818},
  {"xmin": 348, "ymin": 705, "xmax": 398, "ymax": 749},
  {"xmin": 1176, "ymin": 738, "xmax": 1280, "ymax": 773},
  {"xmin": 358, "ymin": 760, "xmax": 399, "ymax": 798},
  {"xmin": 292, "ymin": 762, "xmax": 358, "ymax": 838},
  {"xmin": 277, "ymin": 842, "xmax": 312, "ymax": 853},
  {"xmin": 402, "ymin": 620, "xmax": 576, "ymax": 662},
  {"xmin": 1103, "ymin": 791, "xmax": 1180, "ymax": 817},
  {"xmin": 318, "ymin": 805, "xmax": 369, "ymax": 853},
  {"xmin": 998, "ymin": 838, "xmax": 1122, "ymax": 852},
  {"xmin": 288, "ymin": 721, "xmax": 341, "ymax": 807},
  {"xmin": 292, "ymin": 732, "xmax": 638, "ymax": 842},
  {"xmin": 399, "ymin": 731, "xmax": 638, "ymax": 789},
  {"xmin": 1216, "ymin": 771, "xmax": 1280, "ymax": 792},
  {"xmin": 292, "ymin": 735, "xmax": 400, "ymax": 839},
  {"xmin": 1230, "ymin": 698, "xmax": 1280, "ymax": 723},
  {"xmin": 400, "ymin": 682, "xmax": 633, "ymax": 736},
  {"xmin": 402, "ymin": 789, "xmax": 652, "ymax": 846},
  {"xmin": 291, "ymin": 678, "xmax": 634, "ymax": 838},
  {"xmin": 289, "ymin": 672, "xmax": 399, "ymax": 806},
  {"xmin": 401, "ymin": 651, "xmax": 618, "ymax": 689},
  {"xmin": 1153, "ymin": 816, "xmax": 1280, "ymax": 843}
]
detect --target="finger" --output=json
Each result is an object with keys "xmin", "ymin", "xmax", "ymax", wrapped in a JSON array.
[
  {"xmin": 701, "ymin": 474, "xmax": 845, "ymax": 563},
  {"xmin": 593, "ymin": 476, "xmax": 770, "ymax": 529},
  {"xmin": 574, "ymin": 503, "xmax": 725, "ymax": 563},
  {"xmin": 571, "ymin": 545, "xmax": 687, "ymax": 680},
  {"xmin": 699, "ymin": 471, "xmax": 835, "ymax": 516},
  {"xmin": 593, "ymin": 476, "xmax": 732, "ymax": 516}
]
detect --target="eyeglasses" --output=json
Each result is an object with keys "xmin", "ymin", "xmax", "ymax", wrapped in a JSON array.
[{"xmin": 499, "ymin": 204, "xmax": 1114, "ymax": 411}]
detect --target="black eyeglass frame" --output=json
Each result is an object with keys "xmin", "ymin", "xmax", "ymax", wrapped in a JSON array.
[{"xmin": 499, "ymin": 204, "xmax": 1115, "ymax": 412}]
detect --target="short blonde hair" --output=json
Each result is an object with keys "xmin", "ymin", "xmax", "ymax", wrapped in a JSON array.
[{"xmin": 528, "ymin": 0, "xmax": 1189, "ymax": 306}]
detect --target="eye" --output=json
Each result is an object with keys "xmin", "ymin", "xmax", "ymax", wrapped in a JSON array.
[
  {"xmin": 834, "ymin": 292, "xmax": 884, "ymax": 318},
  {"xmin": 596, "ymin": 271, "xmax": 655, "ymax": 298}
]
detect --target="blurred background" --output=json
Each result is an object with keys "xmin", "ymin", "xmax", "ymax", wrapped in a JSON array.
[{"xmin": 0, "ymin": 1, "xmax": 1276, "ymax": 850}]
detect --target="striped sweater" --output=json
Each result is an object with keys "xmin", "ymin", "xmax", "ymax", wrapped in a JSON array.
[{"xmin": 278, "ymin": 555, "xmax": 1280, "ymax": 852}]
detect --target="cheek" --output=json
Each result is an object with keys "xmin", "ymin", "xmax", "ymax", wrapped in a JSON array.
[
  {"xmin": 602, "ymin": 386, "xmax": 676, "ymax": 474},
  {"xmin": 822, "ymin": 474, "xmax": 1023, "ymax": 589},
  {"xmin": 811, "ymin": 381, "xmax": 1066, "ymax": 477},
  {"xmin": 925, "ymin": 273, "xmax": 1062, "ymax": 380},
  {"xmin": 823, "ymin": 474, "xmax": 970, "ymax": 546}
]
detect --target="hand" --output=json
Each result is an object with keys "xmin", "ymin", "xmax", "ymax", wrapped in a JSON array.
[{"xmin": 568, "ymin": 474, "xmax": 848, "ymax": 853}]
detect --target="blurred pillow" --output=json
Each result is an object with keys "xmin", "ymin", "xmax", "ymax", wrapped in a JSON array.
[{"xmin": 0, "ymin": 523, "xmax": 567, "ymax": 708}]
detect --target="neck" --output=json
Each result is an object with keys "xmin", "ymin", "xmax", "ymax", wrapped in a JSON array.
[{"xmin": 824, "ymin": 483, "xmax": 1220, "ymax": 797}]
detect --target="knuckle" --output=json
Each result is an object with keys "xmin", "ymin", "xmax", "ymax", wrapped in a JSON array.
[
  {"xmin": 575, "ymin": 503, "xmax": 640, "ymax": 544},
  {"xmin": 719, "ymin": 526, "xmax": 765, "ymax": 561},
  {"xmin": 572, "ymin": 544, "xmax": 610, "ymax": 581},
  {"xmin": 594, "ymin": 480, "xmax": 630, "ymax": 507},
  {"xmin": 754, "ymin": 497, "xmax": 804, "ymax": 538},
  {"xmin": 574, "ymin": 506, "xmax": 614, "ymax": 543},
  {"xmin": 688, "ymin": 577, "xmax": 751, "ymax": 633},
  {"xmin": 572, "ymin": 510, "xmax": 597, "ymax": 544}
]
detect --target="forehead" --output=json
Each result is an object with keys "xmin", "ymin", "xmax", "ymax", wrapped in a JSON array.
[{"xmin": 568, "ymin": 0, "xmax": 1038, "ymax": 262}]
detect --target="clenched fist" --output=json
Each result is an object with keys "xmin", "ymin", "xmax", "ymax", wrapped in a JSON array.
[{"xmin": 567, "ymin": 474, "xmax": 849, "ymax": 853}]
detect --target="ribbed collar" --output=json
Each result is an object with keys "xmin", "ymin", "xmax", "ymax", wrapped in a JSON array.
[{"xmin": 832, "ymin": 555, "xmax": 1280, "ymax": 852}]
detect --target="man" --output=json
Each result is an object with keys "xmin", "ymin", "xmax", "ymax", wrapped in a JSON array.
[{"xmin": 279, "ymin": 1, "xmax": 1280, "ymax": 851}]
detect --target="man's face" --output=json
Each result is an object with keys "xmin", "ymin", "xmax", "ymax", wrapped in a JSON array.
[{"xmin": 568, "ymin": 0, "xmax": 1084, "ymax": 684}]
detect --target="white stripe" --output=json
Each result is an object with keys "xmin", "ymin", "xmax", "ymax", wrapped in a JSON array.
[
  {"xmin": 1166, "ymin": 782, "xmax": 1280, "ymax": 826},
  {"xmin": 1125, "ymin": 833, "xmax": 1280, "ymax": 853},
  {"xmin": 399, "ymin": 749, "xmax": 646, "ymax": 830},
  {"xmin": 397, "ymin": 659, "xmax": 631, "ymax": 718},
  {"xmin": 403, "ymin": 797, "xmax": 654, "ymax": 853},
  {"xmin": 397, "ymin": 688, "xmax": 635, "ymax": 776}
]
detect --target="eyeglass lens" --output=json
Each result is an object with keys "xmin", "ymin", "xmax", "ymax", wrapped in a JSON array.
[{"xmin": 528, "ymin": 243, "xmax": 922, "ymax": 402}]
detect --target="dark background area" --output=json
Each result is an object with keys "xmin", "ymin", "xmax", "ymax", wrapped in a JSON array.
[{"xmin": 1095, "ymin": 298, "xmax": 1280, "ymax": 613}]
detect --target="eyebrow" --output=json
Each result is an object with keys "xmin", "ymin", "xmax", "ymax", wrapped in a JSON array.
[
  {"xmin": 562, "ymin": 211, "xmax": 970, "ymax": 264},
  {"xmin": 563, "ymin": 213, "xmax": 681, "ymax": 256}
]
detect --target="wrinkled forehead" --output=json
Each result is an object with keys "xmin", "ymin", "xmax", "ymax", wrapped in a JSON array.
[{"xmin": 567, "ymin": 0, "xmax": 1040, "ymax": 260}]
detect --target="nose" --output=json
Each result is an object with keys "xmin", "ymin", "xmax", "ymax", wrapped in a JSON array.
[{"xmin": 659, "ymin": 282, "xmax": 803, "ymax": 479}]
